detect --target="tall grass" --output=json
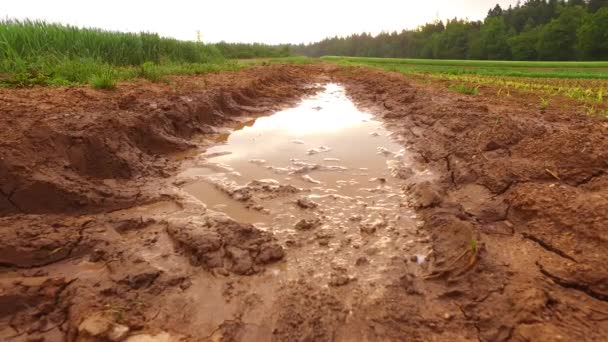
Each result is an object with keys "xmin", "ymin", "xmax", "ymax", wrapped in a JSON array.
[
  {"xmin": 0, "ymin": 19, "xmax": 227, "ymax": 87},
  {"xmin": 0, "ymin": 19, "xmax": 223, "ymax": 68}
]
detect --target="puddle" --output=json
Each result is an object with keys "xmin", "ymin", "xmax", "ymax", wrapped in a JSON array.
[{"xmin": 177, "ymin": 83, "xmax": 431, "ymax": 293}]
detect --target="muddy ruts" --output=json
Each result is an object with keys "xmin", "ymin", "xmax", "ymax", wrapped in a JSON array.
[{"xmin": 0, "ymin": 65, "xmax": 320, "ymax": 215}]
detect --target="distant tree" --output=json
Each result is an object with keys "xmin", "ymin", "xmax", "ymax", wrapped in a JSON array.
[
  {"xmin": 432, "ymin": 19, "xmax": 476, "ymax": 59},
  {"xmin": 567, "ymin": 0, "xmax": 586, "ymax": 6},
  {"xmin": 290, "ymin": 0, "xmax": 598, "ymax": 61},
  {"xmin": 588, "ymin": 0, "xmax": 608, "ymax": 12},
  {"xmin": 479, "ymin": 17, "xmax": 513, "ymax": 59},
  {"xmin": 508, "ymin": 25, "xmax": 541, "ymax": 60},
  {"xmin": 488, "ymin": 4, "xmax": 504, "ymax": 17},
  {"xmin": 537, "ymin": 5, "xmax": 587, "ymax": 60},
  {"xmin": 577, "ymin": 7, "xmax": 608, "ymax": 59}
]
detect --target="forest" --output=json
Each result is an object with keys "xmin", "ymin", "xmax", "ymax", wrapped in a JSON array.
[{"xmin": 292, "ymin": 0, "xmax": 608, "ymax": 60}]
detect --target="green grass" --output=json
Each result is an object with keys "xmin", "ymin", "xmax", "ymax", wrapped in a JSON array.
[
  {"xmin": 448, "ymin": 84, "xmax": 479, "ymax": 95},
  {"xmin": 323, "ymin": 56, "xmax": 608, "ymax": 111},
  {"xmin": 322, "ymin": 56, "xmax": 608, "ymax": 69},
  {"xmin": 90, "ymin": 71, "xmax": 117, "ymax": 90},
  {"xmin": 0, "ymin": 19, "xmax": 245, "ymax": 88}
]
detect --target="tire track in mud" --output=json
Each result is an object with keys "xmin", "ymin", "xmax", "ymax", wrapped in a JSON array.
[{"xmin": 1, "ymin": 64, "xmax": 607, "ymax": 341}]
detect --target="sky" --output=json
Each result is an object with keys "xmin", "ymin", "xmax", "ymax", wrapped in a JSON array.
[{"xmin": 2, "ymin": 0, "xmax": 520, "ymax": 44}]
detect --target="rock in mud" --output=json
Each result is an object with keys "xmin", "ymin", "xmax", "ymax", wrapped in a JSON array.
[
  {"xmin": 359, "ymin": 219, "xmax": 387, "ymax": 234},
  {"xmin": 167, "ymin": 215, "xmax": 284, "ymax": 275},
  {"xmin": 329, "ymin": 266, "xmax": 354, "ymax": 287},
  {"xmin": 294, "ymin": 218, "xmax": 322, "ymax": 231},
  {"xmin": 125, "ymin": 332, "xmax": 183, "ymax": 342},
  {"xmin": 410, "ymin": 181, "xmax": 442, "ymax": 208},
  {"xmin": 355, "ymin": 256, "xmax": 369, "ymax": 266},
  {"xmin": 295, "ymin": 196, "xmax": 319, "ymax": 209},
  {"xmin": 78, "ymin": 313, "xmax": 130, "ymax": 341}
]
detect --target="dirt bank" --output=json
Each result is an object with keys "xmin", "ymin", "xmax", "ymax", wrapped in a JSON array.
[
  {"xmin": 335, "ymin": 66, "xmax": 608, "ymax": 341},
  {"xmin": 1, "ymin": 64, "xmax": 607, "ymax": 341},
  {"xmin": 0, "ymin": 65, "xmax": 319, "ymax": 215}
]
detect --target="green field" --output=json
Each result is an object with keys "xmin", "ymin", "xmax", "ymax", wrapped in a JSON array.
[
  {"xmin": 322, "ymin": 56, "xmax": 608, "ymax": 116},
  {"xmin": 322, "ymin": 56, "xmax": 608, "ymax": 80}
]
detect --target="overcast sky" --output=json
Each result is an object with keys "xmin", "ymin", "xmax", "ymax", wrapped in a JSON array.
[{"xmin": 2, "ymin": 0, "xmax": 519, "ymax": 44}]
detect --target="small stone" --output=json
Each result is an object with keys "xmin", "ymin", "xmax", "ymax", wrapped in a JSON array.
[
  {"xmin": 355, "ymin": 257, "xmax": 369, "ymax": 266},
  {"xmin": 107, "ymin": 324, "xmax": 130, "ymax": 341},
  {"xmin": 443, "ymin": 313, "xmax": 453, "ymax": 321},
  {"xmin": 78, "ymin": 313, "xmax": 111, "ymax": 337},
  {"xmin": 329, "ymin": 267, "xmax": 353, "ymax": 287},
  {"xmin": 296, "ymin": 197, "xmax": 319, "ymax": 209},
  {"xmin": 89, "ymin": 248, "xmax": 106, "ymax": 262},
  {"xmin": 179, "ymin": 279, "xmax": 192, "ymax": 290},
  {"xmin": 410, "ymin": 255, "xmax": 418, "ymax": 262},
  {"xmin": 360, "ymin": 224, "xmax": 376, "ymax": 234},
  {"xmin": 295, "ymin": 218, "xmax": 322, "ymax": 231},
  {"xmin": 349, "ymin": 215, "xmax": 363, "ymax": 222}
]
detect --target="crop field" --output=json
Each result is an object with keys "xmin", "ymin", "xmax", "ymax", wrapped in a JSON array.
[
  {"xmin": 0, "ymin": 20, "xmax": 285, "ymax": 87},
  {"xmin": 324, "ymin": 56, "xmax": 608, "ymax": 117}
]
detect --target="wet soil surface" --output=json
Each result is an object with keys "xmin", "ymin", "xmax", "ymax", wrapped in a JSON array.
[{"xmin": 1, "ymin": 64, "xmax": 607, "ymax": 341}]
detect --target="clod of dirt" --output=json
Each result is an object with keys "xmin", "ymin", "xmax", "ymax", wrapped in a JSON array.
[
  {"xmin": 78, "ymin": 313, "xmax": 130, "ymax": 341},
  {"xmin": 329, "ymin": 266, "xmax": 354, "ymax": 287},
  {"xmin": 211, "ymin": 178, "xmax": 300, "ymax": 204},
  {"xmin": 0, "ymin": 216, "xmax": 95, "ymax": 267},
  {"xmin": 272, "ymin": 281, "xmax": 348, "ymax": 341},
  {"xmin": 448, "ymin": 184, "xmax": 508, "ymax": 222},
  {"xmin": 294, "ymin": 218, "xmax": 322, "ymax": 231},
  {"xmin": 118, "ymin": 267, "xmax": 161, "ymax": 289},
  {"xmin": 355, "ymin": 256, "xmax": 369, "ymax": 266},
  {"xmin": 0, "ymin": 276, "xmax": 73, "ymax": 335},
  {"xmin": 125, "ymin": 332, "xmax": 183, "ymax": 342},
  {"xmin": 410, "ymin": 181, "xmax": 442, "ymax": 208},
  {"xmin": 359, "ymin": 219, "xmax": 388, "ymax": 234},
  {"xmin": 167, "ymin": 214, "xmax": 284, "ymax": 275},
  {"xmin": 295, "ymin": 196, "xmax": 319, "ymax": 209}
]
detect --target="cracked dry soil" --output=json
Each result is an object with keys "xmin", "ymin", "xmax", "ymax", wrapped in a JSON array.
[{"xmin": 1, "ymin": 64, "xmax": 607, "ymax": 341}]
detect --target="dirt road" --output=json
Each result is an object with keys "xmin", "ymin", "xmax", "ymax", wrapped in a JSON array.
[{"xmin": 1, "ymin": 64, "xmax": 607, "ymax": 341}]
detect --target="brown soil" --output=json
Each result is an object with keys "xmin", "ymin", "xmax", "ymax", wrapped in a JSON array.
[{"xmin": 1, "ymin": 64, "xmax": 607, "ymax": 341}]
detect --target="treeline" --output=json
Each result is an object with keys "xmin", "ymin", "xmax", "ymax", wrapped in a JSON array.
[
  {"xmin": 215, "ymin": 42, "xmax": 291, "ymax": 59},
  {"xmin": 293, "ymin": 0, "xmax": 608, "ymax": 61}
]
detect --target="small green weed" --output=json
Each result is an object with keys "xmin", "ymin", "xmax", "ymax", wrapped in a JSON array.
[
  {"xmin": 140, "ymin": 62, "xmax": 164, "ymax": 82},
  {"xmin": 449, "ymin": 84, "xmax": 479, "ymax": 95},
  {"xmin": 90, "ymin": 71, "xmax": 117, "ymax": 90},
  {"xmin": 469, "ymin": 239, "xmax": 478, "ymax": 253},
  {"xmin": 539, "ymin": 97, "xmax": 550, "ymax": 111}
]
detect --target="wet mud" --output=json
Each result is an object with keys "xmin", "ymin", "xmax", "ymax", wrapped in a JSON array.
[{"xmin": 1, "ymin": 64, "xmax": 607, "ymax": 341}]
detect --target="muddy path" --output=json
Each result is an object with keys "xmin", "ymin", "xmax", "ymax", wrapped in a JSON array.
[{"xmin": 1, "ymin": 64, "xmax": 607, "ymax": 341}]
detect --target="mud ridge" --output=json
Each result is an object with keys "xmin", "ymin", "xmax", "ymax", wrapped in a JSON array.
[
  {"xmin": 334, "ymin": 65, "xmax": 608, "ymax": 341},
  {"xmin": 0, "ymin": 65, "xmax": 321, "ymax": 215}
]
